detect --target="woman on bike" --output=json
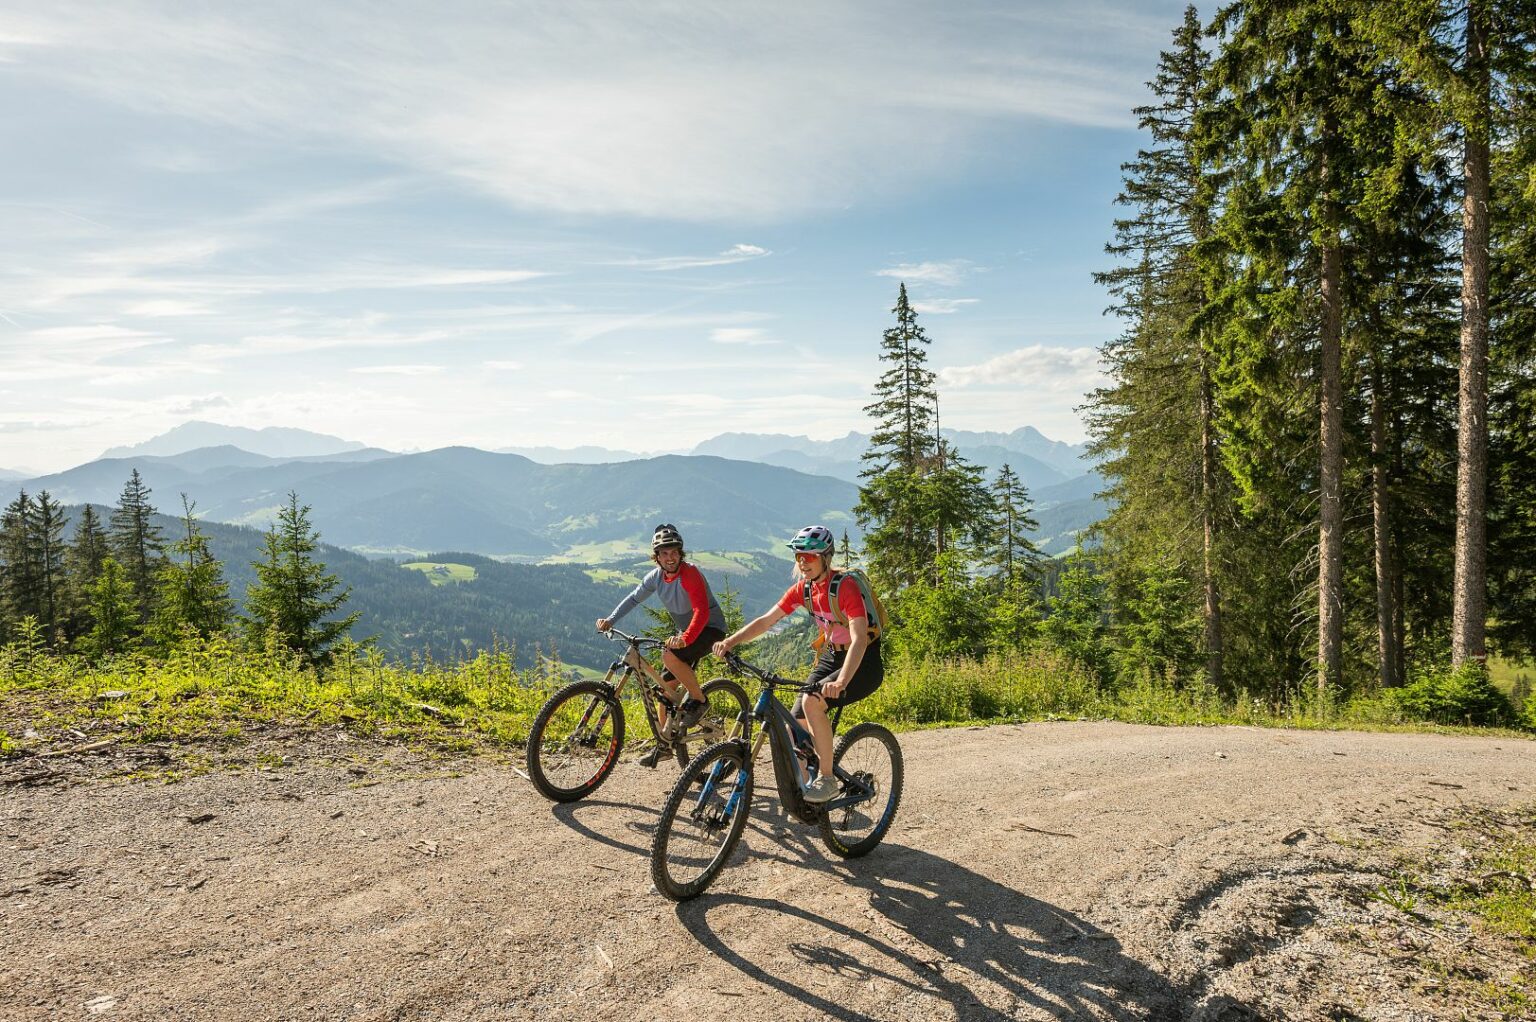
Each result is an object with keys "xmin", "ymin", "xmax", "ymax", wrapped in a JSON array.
[
  {"xmin": 712, "ymin": 525, "xmax": 883, "ymax": 801},
  {"xmin": 596, "ymin": 523, "xmax": 728, "ymax": 766}
]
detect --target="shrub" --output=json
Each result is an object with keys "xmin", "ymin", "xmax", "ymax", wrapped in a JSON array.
[{"xmin": 1390, "ymin": 662, "xmax": 1516, "ymax": 727}]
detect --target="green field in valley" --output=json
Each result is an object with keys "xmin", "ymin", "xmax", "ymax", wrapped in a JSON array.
[{"xmin": 401, "ymin": 562, "xmax": 479, "ymax": 585}]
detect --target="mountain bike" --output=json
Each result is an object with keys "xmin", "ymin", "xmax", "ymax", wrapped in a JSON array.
[
  {"xmin": 648, "ymin": 650, "xmax": 903, "ymax": 901},
  {"xmin": 524, "ymin": 627, "xmax": 749, "ymax": 803}
]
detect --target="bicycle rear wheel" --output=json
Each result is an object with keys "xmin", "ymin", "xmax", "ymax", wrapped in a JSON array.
[
  {"xmin": 672, "ymin": 677, "xmax": 750, "ymax": 769},
  {"xmin": 650, "ymin": 740, "xmax": 753, "ymax": 901},
  {"xmin": 818, "ymin": 722, "xmax": 903, "ymax": 858},
  {"xmin": 524, "ymin": 680, "xmax": 625, "ymax": 802}
]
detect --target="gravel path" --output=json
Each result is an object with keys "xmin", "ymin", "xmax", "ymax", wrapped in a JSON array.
[{"xmin": 3, "ymin": 721, "xmax": 1533, "ymax": 1021}]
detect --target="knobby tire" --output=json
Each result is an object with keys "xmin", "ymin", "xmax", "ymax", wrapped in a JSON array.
[
  {"xmin": 524, "ymin": 680, "xmax": 624, "ymax": 803},
  {"xmin": 650, "ymin": 739, "xmax": 753, "ymax": 901}
]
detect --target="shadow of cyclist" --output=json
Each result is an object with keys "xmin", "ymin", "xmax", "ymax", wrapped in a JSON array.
[
  {"xmin": 550, "ymin": 791, "xmax": 792, "ymax": 860},
  {"xmin": 674, "ymin": 842, "xmax": 1186, "ymax": 1021}
]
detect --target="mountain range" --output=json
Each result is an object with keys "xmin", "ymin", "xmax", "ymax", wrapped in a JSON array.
[{"xmin": 11, "ymin": 422, "xmax": 1106, "ymax": 558}]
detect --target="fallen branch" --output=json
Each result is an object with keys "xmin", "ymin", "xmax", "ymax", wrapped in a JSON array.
[{"xmin": 33, "ymin": 739, "xmax": 117, "ymax": 759}]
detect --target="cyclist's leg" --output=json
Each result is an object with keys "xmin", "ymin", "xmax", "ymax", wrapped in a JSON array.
[
  {"xmin": 797, "ymin": 649, "xmax": 843, "ymax": 783},
  {"xmin": 663, "ymin": 627, "xmax": 723, "ymax": 703},
  {"xmin": 805, "ymin": 643, "xmax": 885, "ymax": 783},
  {"xmin": 661, "ymin": 649, "xmax": 704, "ymax": 703}
]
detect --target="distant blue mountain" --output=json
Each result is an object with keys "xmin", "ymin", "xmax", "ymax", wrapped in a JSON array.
[
  {"xmin": 691, "ymin": 426, "xmax": 1094, "ymax": 492},
  {"xmin": 21, "ymin": 446, "xmax": 863, "ymax": 559},
  {"xmin": 101, "ymin": 421, "xmax": 372, "ymax": 460}
]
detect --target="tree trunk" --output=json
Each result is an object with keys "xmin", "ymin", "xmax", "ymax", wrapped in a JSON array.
[
  {"xmin": 1200, "ymin": 364, "xmax": 1225, "ymax": 690},
  {"xmin": 1452, "ymin": 1, "xmax": 1491, "ymax": 668},
  {"xmin": 1317, "ymin": 190, "xmax": 1346, "ymax": 694},
  {"xmin": 1371, "ymin": 360, "xmax": 1399, "ymax": 688}
]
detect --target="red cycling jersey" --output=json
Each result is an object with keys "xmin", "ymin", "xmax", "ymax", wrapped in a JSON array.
[{"xmin": 776, "ymin": 572, "xmax": 867, "ymax": 646}]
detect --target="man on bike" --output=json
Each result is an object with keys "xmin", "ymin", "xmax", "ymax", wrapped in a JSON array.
[
  {"xmin": 712, "ymin": 525, "xmax": 883, "ymax": 801},
  {"xmin": 596, "ymin": 524, "xmax": 728, "ymax": 767}
]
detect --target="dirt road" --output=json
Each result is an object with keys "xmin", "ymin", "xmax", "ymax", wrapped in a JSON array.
[{"xmin": 3, "ymin": 721, "xmax": 1533, "ymax": 1021}]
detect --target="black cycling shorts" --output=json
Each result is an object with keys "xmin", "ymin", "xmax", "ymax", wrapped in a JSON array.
[
  {"xmin": 796, "ymin": 640, "xmax": 884, "ymax": 714},
  {"xmin": 661, "ymin": 626, "xmax": 726, "ymax": 681}
]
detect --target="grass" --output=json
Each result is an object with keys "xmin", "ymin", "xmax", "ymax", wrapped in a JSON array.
[
  {"xmin": 1371, "ymin": 807, "xmax": 1536, "ymax": 1015},
  {"xmin": 401, "ymin": 561, "xmax": 479, "ymax": 585},
  {"xmin": 3, "ymin": 640, "xmax": 1533, "ymax": 767}
]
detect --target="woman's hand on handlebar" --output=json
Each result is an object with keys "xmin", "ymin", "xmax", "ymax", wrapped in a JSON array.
[
  {"xmin": 712, "ymin": 638, "xmax": 733, "ymax": 658},
  {"xmin": 596, "ymin": 617, "xmax": 613, "ymax": 633}
]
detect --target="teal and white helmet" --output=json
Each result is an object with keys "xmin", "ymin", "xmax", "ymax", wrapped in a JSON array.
[{"xmin": 787, "ymin": 525, "xmax": 835, "ymax": 555}]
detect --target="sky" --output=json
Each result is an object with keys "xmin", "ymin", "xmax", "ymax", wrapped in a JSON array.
[{"xmin": 0, "ymin": 0, "xmax": 1192, "ymax": 475}]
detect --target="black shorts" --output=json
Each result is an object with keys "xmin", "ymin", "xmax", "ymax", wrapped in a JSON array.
[
  {"xmin": 796, "ymin": 640, "xmax": 884, "ymax": 713},
  {"xmin": 661, "ymin": 626, "xmax": 726, "ymax": 682}
]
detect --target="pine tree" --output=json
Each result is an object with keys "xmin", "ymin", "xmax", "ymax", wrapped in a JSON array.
[
  {"xmin": 1, "ymin": 491, "xmax": 39, "ymax": 637},
  {"xmin": 244, "ymin": 491, "xmax": 359, "ymax": 662},
  {"xmin": 857, "ymin": 284, "xmax": 941, "ymax": 591},
  {"xmin": 63, "ymin": 504, "xmax": 109, "ymax": 642},
  {"xmin": 108, "ymin": 469, "xmax": 164, "ymax": 625},
  {"xmin": 1090, "ymin": 6, "xmax": 1232, "ymax": 689},
  {"xmin": 1202, "ymin": 0, "xmax": 1405, "ymax": 693},
  {"xmin": 987, "ymin": 464, "xmax": 1041, "ymax": 587},
  {"xmin": 31, "ymin": 491, "xmax": 67, "ymax": 642},
  {"xmin": 84, "ymin": 556, "xmax": 138, "ymax": 657},
  {"xmin": 150, "ymin": 495, "xmax": 232, "ymax": 646}
]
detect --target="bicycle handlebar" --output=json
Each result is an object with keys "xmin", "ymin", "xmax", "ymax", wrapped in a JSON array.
[
  {"xmin": 601, "ymin": 626, "xmax": 666, "ymax": 650},
  {"xmin": 722, "ymin": 650, "xmax": 817, "ymax": 692}
]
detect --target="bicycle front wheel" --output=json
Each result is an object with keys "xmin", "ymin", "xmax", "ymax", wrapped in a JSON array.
[
  {"xmin": 524, "ymin": 680, "xmax": 625, "ymax": 802},
  {"xmin": 650, "ymin": 740, "xmax": 753, "ymax": 901},
  {"xmin": 818, "ymin": 722, "xmax": 903, "ymax": 858},
  {"xmin": 672, "ymin": 677, "xmax": 750, "ymax": 769}
]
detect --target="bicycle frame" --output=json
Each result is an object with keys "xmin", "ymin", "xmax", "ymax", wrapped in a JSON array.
[
  {"xmin": 708, "ymin": 657, "xmax": 877, "ymax": 826},
  {"xmin": 599, "ymin": 630, "xmax": 677, "ymax": 747}
]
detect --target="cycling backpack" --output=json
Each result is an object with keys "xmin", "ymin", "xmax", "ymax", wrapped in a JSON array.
[{"xmin": 802, "ymin": 569, "xmax": 890, "ymax": 648}]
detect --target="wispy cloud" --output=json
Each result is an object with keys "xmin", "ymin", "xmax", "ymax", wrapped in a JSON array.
[
  {"xmin": 709, "ymin": 327, "xmax": 776, "ymax": 346},
  {"xmin": 350, "ymin": 364, "xmax": 444, "ymax": 376},
  {"xmin": 631, "ymin": 244, "xmax": 771, "ymax": 272},
  {"xmin": 940, "ymin": 345, "xmax": 1105, "ymax": 392},
  {"xmin": 8, "ymin": 2, "xmax": 1163, "ymax": 220},
  {"xmin": 912, "ymin": 298, "xmax": 978, "ymax": 315},
  {"xmin": 876, "ymin": 261, "xmax": 973, "ymax": 287},
  {"xmin": 483, "ymin": 360, "xmax": 524, "ymax": 371}
]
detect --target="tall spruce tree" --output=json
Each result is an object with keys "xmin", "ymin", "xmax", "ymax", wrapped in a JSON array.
[
  {"xmin": 1090, "ymin": 5, "xmax": 1231, "ymax": 688},
  {"xmin": 1201, "ymin": 0, "xmax": 1402, "ymax": 693},
  {"xmin": 857, "ymin": 283, "xmax": 941, "ymax": 591},
  {"xmin": 109, "ymin": 469, "xmax": 164, "ymax": 625},
  {"xmin": 244, "ymin": 491, "xmax": 358, "ymax": 662}
]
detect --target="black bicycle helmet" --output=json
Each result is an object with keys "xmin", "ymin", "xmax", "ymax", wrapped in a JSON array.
[{"xmin": 652, "ymin": 523, "xmax": 684, "ymax": 551}]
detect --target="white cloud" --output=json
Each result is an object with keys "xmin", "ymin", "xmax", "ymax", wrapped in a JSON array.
[
  {"xmin": 484, "ymin": 360, "xmax": 524, "ymax": 371},
  {"xmin": 709, "ymin": 328, "xmax": 776, "ymax": 346},
  {"xmin": 912, "ymin": 298, "xmax": 979, "ymax": 315},
  {"xmin": 940, "ymin": 345, "xmax": 1106, "ymax": 392},
  {"xmin": 876, "ymin": 261, "xmax": 972, "ymax": 287},
  {"xmin": 350, "ymin": 364, "xmax": 443, "ymax": 376}
]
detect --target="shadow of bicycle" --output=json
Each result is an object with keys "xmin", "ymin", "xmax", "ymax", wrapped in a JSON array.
[{"xmin": 674, "ymin": 842, "xmax": 1187, "ymax": 1021}]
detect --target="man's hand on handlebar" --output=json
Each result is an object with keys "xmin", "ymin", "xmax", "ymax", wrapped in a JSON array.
[
  {"xmin": 596, "ymin": 617, "xmax": 613, "ymax": 633},
  {"xmin": 664, "ymin": 633, "xmax": 686, "ymax": 650}
]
